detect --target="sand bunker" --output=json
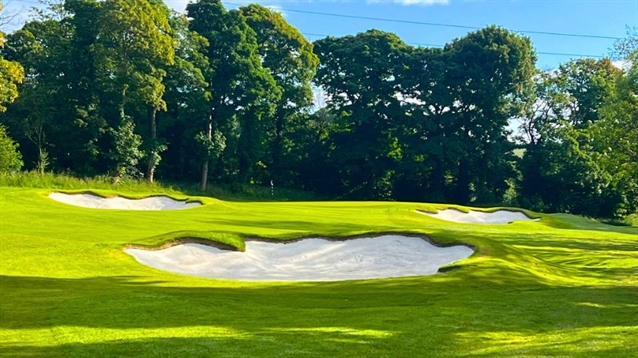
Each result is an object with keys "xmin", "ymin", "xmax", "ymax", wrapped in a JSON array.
[
  {"xmin": 418, "ymin": 208, "xmax": 538, "ymax": 224},
  {"xmin": 125, "ymin": 235, "xmax": 474, "ymax": 281},
  {"xmin": 48, "ymin": 192, "xmax": 201, "ymax": 210}
]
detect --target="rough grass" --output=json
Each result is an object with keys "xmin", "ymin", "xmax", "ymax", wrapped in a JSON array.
[
  {"xmin": 0, "ymin": 171, "xmax": 320, "ymax": 202},
  {"xmin": 1, "ymin": 182, "xmax": 637, "ymax": 357}
]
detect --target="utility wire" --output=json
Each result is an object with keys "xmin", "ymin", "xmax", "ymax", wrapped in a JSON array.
[
  {"xmin": 304, "ymin": 32, "xmax": 604, "ymax": 58},
  {"xmin": 224, "ymin": 1, "xmax": 623, "ymax": 40},
  {"xmin": 7, "ymin": 0, "xmax": 611, "ymax": 58},
  {"xmin": 12, "ymin": 0, "xmax": 623, "ymax": 40}
]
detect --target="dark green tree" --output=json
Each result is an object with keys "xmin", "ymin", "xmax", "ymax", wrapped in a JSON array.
[
  {"xmin": 187, "ymin": 0, "xmax": 280, "ymax": 190},
  {"xmin": 0, "ymin": 124, "xmax": 22, "ymax": 172},
  {"xmin": 443, "ymin": 26, "xmax": 536, "ymax": 204},
  {"xmin": 398, "ymin": 27, "xmax": 536, "ymax": 204},
  {"xmin": 313, "ymin": 30, "xmax": 408, "ymax": 199},
  {"xmin": 240, "ymin": 4, "xmax": 319, "ymax": 186},
  {"xmin": 94, "ymin": 0, "xmax": 175, "ymax": 180}
]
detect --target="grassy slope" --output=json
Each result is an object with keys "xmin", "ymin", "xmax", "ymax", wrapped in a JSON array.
[{"xmin": 1, "ymin": 186, "xmax": 637, "ymax": 357}]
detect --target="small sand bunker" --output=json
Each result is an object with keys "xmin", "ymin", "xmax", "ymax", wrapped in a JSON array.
[
  {"xmin": 48, "ymin": 192, "xmax": 201, "ymax": 210},
  {"xmin": 125, "ymin": 235, "xmax": 474, "ymax": 282},
  {"xmin": 418, "ymin": 208, "xmax": 538, "ymax": 224}
]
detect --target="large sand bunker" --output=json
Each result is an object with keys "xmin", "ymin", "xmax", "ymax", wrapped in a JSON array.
[
  {"xmin": 125, "ymin": 235, "xmax": 474, "ymax": 281},
  {"xmin": 48, "ymin": 192, "xmax": 201, "ymax": 210},
  {"xmin": 418, "ymin": 208, "xmax": 538, "ymax": 224}
]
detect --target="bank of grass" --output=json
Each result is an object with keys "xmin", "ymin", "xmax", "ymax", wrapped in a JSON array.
[
  {"xmin": 1, "ymin": 180, "xmax": 637, "ymax": 357},
  {"xmin": 0, "ymin": 171, "xmax": 320, "ymax": 202}
]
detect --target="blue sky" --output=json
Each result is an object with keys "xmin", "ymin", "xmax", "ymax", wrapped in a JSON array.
[{"xmin": 2, "ymin": 0, "xmax": 636, "ymax": 69}]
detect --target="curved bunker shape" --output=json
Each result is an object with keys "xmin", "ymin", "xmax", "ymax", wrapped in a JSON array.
[
  {"xmin": 48, "ymin": 192, "xmax": 201, "ymax": 210},
  {"xmin": 418, "ymin": 208, "xmax": 538, "ymax": 224},
  {"xmin": 125, "ymin": 235, "xmax": 474, "ymax": 282}
]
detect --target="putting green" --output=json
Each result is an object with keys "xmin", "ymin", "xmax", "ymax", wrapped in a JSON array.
[{"xmin": 1, "ymin": 186, "xmax": 637, "ymax": 357}]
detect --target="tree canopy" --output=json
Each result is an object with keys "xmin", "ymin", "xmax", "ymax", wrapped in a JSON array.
[{"xmin": 0, "ymin": 0, "xmax": 634, "ymax": 219}]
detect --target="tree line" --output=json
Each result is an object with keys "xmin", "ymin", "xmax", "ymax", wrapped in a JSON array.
[{"xmin": 0, "ymin": 0, "xmax": 636, "ymax": 218}]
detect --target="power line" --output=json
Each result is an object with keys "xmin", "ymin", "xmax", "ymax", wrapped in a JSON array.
[
  {"xmin": 7, "ymin": 0, "xmax": 610, "ymax": 58},
  {"xmin": 11, "ymin": 0, "xmax": 624, "ymax": 41},
  {"xmin": 224, "ymin": 1, "xmax": 623, "ymax": 40},
  {"xmin": 303, "ymin": 32, "xmax": 604, "ymax": 58}
]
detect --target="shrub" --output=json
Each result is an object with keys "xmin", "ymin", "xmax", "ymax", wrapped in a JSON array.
[{"xmin": 0, "ymin": 125, "xmax": 22, "ymax": 173}]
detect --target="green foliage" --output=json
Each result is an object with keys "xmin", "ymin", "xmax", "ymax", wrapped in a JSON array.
[
  {"xmin": 0, "ymin": 124, "xmax": 22, "ymax": 172},
  {"xmin": 313, "ymin": 30, "xmax": 409, "ymax": 199},
  {"xmin": 516, "ymin": 58, "xmax": 625, "ymax": 217},
  {"xmin": 626, "ymin": 213, "xmax": 638, "ymax": 226},
  {"xmin": 109, "ymin": 116, "xmax": 144, "ymax": 179},
  {"xmin": 0, "ymin": 12, "xmax": 24, "ymax": 112},
  {"xmin": 187, "ymin": 0, "xmax": 281, "ymax": 186},
  {"xmin": 312, "ymin": 26, "xmax": 535, "ymax": 204},
  {"xmin": 583, "ymin": 54, "xmax": 638, "ymax": 216},
  {"xmin": 240, "ymin": 4, "xmax": 319, "ymax": 185},
  {"xmin": 194, "ymin": 130, "xmax": 226, "ymax": 160}
]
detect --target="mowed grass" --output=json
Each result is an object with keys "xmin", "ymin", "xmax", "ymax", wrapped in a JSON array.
[{"xmin": 1, "ymin": 185, "xmax": 637, "ymax": 357}]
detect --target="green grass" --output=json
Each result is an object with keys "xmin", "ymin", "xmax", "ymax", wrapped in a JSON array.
[
  {"xmin": 1, "ymin": 182, "xmax": 637, "ymax": 357},
  {"xmin": 0, "ymin": 171, "xmax": 320, "ymax": 202}
]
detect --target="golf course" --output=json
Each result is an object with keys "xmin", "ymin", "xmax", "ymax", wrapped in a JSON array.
[
  {"xmin": 1, "ymin": 184, "xmax": 637, "ymax": 357},
  {"xmin": 2, "ymin": 0, "xmax": 638, "ymax": 356}
]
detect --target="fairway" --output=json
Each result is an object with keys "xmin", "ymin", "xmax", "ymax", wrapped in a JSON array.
[{"xmin": 1, "ymin": 187, "xmax": 637, "ymax": 357}]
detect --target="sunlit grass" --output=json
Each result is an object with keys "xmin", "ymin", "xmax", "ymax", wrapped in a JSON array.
[{"xmin": 1, "ymin": 182, "xmax": 637, "ymax": 357}]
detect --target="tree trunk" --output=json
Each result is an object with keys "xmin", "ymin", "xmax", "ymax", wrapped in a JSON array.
[
  {"xmin": 454, "ymin": 159, "xmax": 472, "ymax": 205},
  {"xmin": 200, "ymin": 114, "xmax": 213, "ymax": 191},
  {"xmin": 272, "ymin": 111, "xmax": 285, "ymax": 183},
  {"xmin": 200, "ymin": 160, "xmax": 209, "ymax": 191},
  {"xmin": 146, "ymin": 106, "xmax": 158, "ymax": 182}
]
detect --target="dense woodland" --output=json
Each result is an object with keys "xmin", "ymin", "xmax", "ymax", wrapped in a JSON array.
[{"xmin": 0, "ymin": 0, "xmax": 636, "ymax": 218}]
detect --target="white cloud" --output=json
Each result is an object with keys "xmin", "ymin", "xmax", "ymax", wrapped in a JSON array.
[{"xmin": 367, "ymin": 0, "xmax": 450, "ymax": 5}]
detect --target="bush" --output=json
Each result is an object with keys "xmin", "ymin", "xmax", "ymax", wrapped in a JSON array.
[{"xmin": 0, "ymin": 125, "xmax": 23, "ymax": 173}]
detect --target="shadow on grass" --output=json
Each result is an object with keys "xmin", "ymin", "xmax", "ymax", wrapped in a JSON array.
[
  {"xmin": 1, "ymin": 273, "xmax": 637, "ymax": 357},
  {"xmin": 3, "ymin": 337, "xmax": 636, "ymax": 358}
]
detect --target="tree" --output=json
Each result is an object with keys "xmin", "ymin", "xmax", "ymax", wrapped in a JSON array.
[
  {"xmin": 0, "ymin": 124, "xmax": 22, "ymax": 172},
  {"xmin": 94, "ymin": 0, "xmax": 175, "ymax": 180},
  {"xmin": 187, "ymin": 0, "xmax": 280, "ymax": 190},
  {"xmin": 313, "ymin": 30, "xmax": 408, "ymax": 199},
  {"xmin": 1, "ymin": 9, "xmax": 72, "ymax": 173},
  {"xmin": 158, "ymin": 10, "xmax": 213, "ymax": 182},
  {"xmin": 516, "ymin": 58, "xmax": 623, "ymax": 216},
  {"xmin": 585, "ymin": 52, "xmax": 638, "ymax": 215},
  {"xmin": 240, "ymin": 4, "xmax": 319, "ymax": 185},
  {"xmin": 442, "ymin": 26, "xmax": 536, "ymax": 204},
  {"xmin": 0, "ymin": 1, "xmax": 24, "ymax": 113},
  {"xmin": 397, "ymin": 27, "xmax": 536, "ymax": 204}
]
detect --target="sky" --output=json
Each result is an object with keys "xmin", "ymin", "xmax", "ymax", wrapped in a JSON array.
[{"xmin": 2, "ymin": 0, "xmax": 636, "ymax": 69}]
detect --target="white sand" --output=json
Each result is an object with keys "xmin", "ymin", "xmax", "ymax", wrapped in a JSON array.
[
  {"xmin": 125, "ymin": 235, "xmax": 474, "ymax": 281},
  {"xmin": 48, "ymin": 192, "xmax": 201, "ymax": 210},
  {"xmin": 418, "ymin": 208, "xmax": 538, "ymax": 224}
]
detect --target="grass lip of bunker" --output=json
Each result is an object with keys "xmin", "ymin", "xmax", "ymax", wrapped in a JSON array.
[
  {"xmin": 124, "ymin": 234, "xmax": 475, "ymax": 282},
  {"xmin": 417, "ymin": 208, "xmax": 539, "ymax": 224},
  {"xmin": 48, "ymin": 192, "xmax": 202, "ymax": 210}
]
